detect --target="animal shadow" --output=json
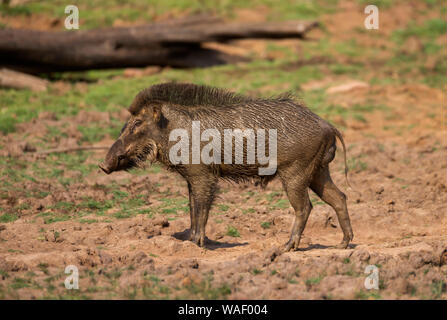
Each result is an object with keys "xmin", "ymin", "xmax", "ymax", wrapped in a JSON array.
[
  {"xmin": 172, "ymin": 229, "xmax": 248, "ymax": 250},
  {"xmin": 299, "ymin": 243, "xmax": 357, "ymax": 251}
]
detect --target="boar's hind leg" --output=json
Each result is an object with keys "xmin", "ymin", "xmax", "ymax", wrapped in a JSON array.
[
  {"xmin": 280, "ymin": 171, "xmax": 313, "ymax": 252},
  {"xmin": 310, "ymin": 165, "xmax": 353, "ymax": 249},
  {"xmin": 187, "ymin": 175, "xmax": 218, "ymax": 247}
]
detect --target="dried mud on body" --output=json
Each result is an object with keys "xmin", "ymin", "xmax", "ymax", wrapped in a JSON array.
[{"xmin": 1, "ymin": 1, "xmax": 447, "ymax": 300}]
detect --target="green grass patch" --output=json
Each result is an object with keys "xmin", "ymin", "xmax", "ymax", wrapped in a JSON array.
[
  {"xmin": 0, "ymin": 213, "xmax": 19, "ymax": 223},
  {"xmin": 0, "ymin": 0, "xmax": 339, "ymax": 30},
  {"xmin": 305, "ymin": 275, "xmax": 324, "ymax": 286},
  {"xmin": 226, "ymin": 225, "xmax": 240, "ymax": 237},
  {"xmin": 271, "ymin": 199, "xmax": 289, "ymax": 210},
  {"xmin": 217, "ymin": 204, "xmax": 229, "ymax": 212},
  {"xmin": 431, "ymin": 280, "xmax": 445, "ymax": 299},
  {"xmin": 355, "ymin": 290, "xmax": 382, "ymax": 300},
  {"xmin": 183, "ymin": 275, "xmax": 231, "ymax": 300},
  {"xmin": 251, "ymin": 268, "xmax": 263, "ymax": 275},
  {"xmin": 356, "ymin": 0, "xmax": 393, "ymax": 9},
  {"xmin": 10, "ymin": 277, "xmax": 31, "ymax": 290},
  {"xmin": 393, "ymin": 19, "xmax": 447, "ymax": 44},
  {"xmin": 260, "ymin": 222, "xmax": 271, "ymax": 229}
]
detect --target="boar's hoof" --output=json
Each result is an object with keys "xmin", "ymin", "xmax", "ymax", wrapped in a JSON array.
[
  {"xmin": 335, "ymin": 231, "xmax": 353, "ymax": 249},
  {"xmin": 190, "ymin": 233, "xmax": 206, "ymax": 247},
  {"xmin": 283, "ymin": 236, "xmax": 301, "ymax": 252},
  {"xmin": 335, "ymin": 239, "xmax": 350, "ymax": 249}
]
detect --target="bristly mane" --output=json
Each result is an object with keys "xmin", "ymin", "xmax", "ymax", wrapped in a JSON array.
[{"xmin": 129, "ymin": 82, "xmax": 296, "ymax": 114}]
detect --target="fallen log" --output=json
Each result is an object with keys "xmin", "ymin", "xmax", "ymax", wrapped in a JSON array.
[
  {"xmin": 0, "ymin": 20, "xmax": 317, "ymax": 50},
  {"xmin": 0, "ymin": 18, "xmax": 318, "ymax": 72},
  {"xmin": 0, "ymin": 68, "xmax": 48, "ymax": 91},
  {"xmin": 3, "ymin": 44, "xmax": 249, "ymax": 73}
]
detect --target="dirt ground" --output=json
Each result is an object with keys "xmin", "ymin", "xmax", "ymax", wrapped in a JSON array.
[{"xmin": 1, "ymin": 1, "xmax": 447, "ymax": 299}]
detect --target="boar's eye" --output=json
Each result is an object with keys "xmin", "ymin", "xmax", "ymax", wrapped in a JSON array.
[{"xmin": 130, "ymin": 120, "xmax": 143, "ymax": 133}]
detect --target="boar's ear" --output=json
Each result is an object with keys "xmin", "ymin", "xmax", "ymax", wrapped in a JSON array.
[
  {"xmin": 152, "ymin": 105, "xmax": 168, "ymax": 129},
  {"xmin": 152, "ymin": 105, "xmax": 161, "ymax": 122}
]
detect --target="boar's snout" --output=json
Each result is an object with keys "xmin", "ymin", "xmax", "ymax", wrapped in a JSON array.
[
  {"xmin": 99, "ymin": 139, "xmax": 127, "ymax": 174},
  {"xmin": 98, "ymin": 162, "xmax": 112, "ymax": 174}
]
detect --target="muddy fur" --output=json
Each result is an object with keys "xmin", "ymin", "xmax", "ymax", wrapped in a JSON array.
[
  {"xmin": 100, "ymin": 82, "xmax": 354, "ymax": 251},
  {"xmin": 129, "ymin": 139, "xmax": 158, "ymax": 169},
  {"xmin": 130, "ymin": 82, "xmax": 289, "ymax": 110}
]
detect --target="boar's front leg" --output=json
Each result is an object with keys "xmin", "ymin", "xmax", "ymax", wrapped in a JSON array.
[
  {"xmin": 186, "ymin": 173, "xmax": 218, "ymax": 247},
  {"xmin": 187, "ymin": 182, "xmax": 197, "ymax": 241}
]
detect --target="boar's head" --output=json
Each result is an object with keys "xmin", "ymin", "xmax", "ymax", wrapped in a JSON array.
[{"xmin": 99, "ymin": 92, "xmax": 167, "ymax": 174}]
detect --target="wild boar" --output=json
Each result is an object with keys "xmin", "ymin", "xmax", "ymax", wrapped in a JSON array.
[{"xmin": 99, "ymin": 83, "xmax": 353, "ymax": 251}]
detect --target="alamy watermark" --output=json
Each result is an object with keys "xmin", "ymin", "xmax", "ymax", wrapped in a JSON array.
[
  {"xmin": 64, "ymin": 265, "xmax": 79, "ymax": 290},
  {"xmin": 168, "ymin": 121, "xmax": 278, "ymax": 176},
  {"xmin": 65, "ymin": 5, "xmax": 79, "ymax": 30},
  {"xmin": 364, "ymin": 5, "xmax": 379, "ymax": 30},
  {"xmin": 364, "ymin": 264, "xmax": 379, "ymax": 290}
]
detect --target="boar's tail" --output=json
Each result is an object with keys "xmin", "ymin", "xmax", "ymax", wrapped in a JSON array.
[{"xmin": 333, "ymin": 127, "xmax": 352, "ymax": 189}]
